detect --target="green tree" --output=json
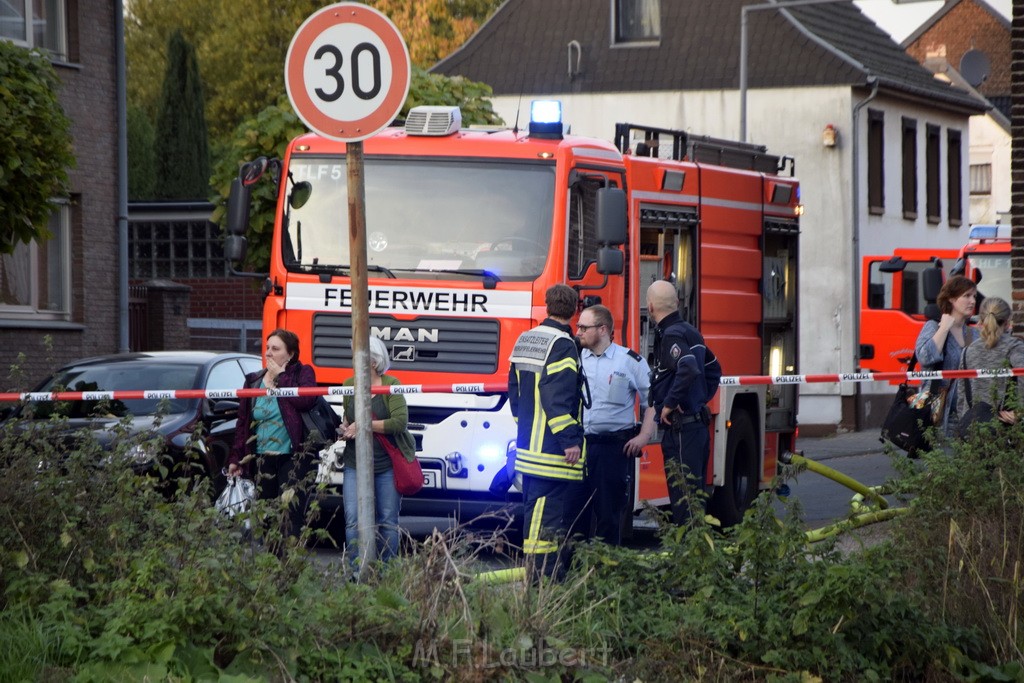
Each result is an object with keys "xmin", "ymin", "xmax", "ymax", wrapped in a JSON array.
[
  {"xmin": 153, "ymin": 30, "xmax": 210, "ymax": 199},
  {"xmin": 125, "ymin": 0, "xmax": 502, "ymax": 145},
  {"xmin": 367, "ymin": 0, "xmax": 501, "ymax": 67},
  {"xmin": 127, "ymin": 105, "xmax": 156, "ymax": 200},
  {"xmin": 0, "ymin": 41, "xmax": 74, "ymax": 252},
  {"xmin": 125, "ymin": 0, "xmax": 323, "ymax": 144}
]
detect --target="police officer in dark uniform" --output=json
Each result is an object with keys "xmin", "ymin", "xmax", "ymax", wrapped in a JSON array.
[{"xmin": 646, "ymin": 280, "xmax": 722, "ymax": 526}]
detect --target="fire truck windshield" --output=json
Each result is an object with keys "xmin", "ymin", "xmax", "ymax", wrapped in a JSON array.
[
  {"xmin": 284, "ymin": 157, "xmax": 556, "ymax": 280},
  {"xmin": 968, "ymin": 253, "xmax": 1011, "ymax": 304}
]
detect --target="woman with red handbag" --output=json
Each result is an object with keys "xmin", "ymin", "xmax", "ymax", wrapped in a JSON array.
[{"xmin": 339, "ymin": 336, "xmax": 418, "ymax": 567}]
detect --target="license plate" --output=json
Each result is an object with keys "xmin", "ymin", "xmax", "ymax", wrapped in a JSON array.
[{"xmin": 422, "ymin": 469, "xmax": 440, "ymax": 489}]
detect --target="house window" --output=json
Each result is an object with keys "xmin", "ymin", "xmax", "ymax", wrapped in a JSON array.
[
  {"xmin": 867, "ymin": 109, "xmax": 884, "ymax": 215},
  {"xmin": 0, "ymin": 202, "xmax": 71, "ymax": 319},
  {"xmin": 0, "ymin": 0, "xmax": 67, "ymax": 60},
  {"xmin": 901, "ymin": 117, "xmax": 917, "ymax": 220},
  {"xmin": 947, "ymin": 130, "xmax": 962, "ymax": 228},
  {"xmin": 925, "ymin": 124, "xmax": 940, "ymax": 224},
  {"xmin": 129, "ymin": 218, "xmax": 228, "ymax": 279},
  {"xmin": 970, "ymin": 163, "xmax": 992, "ymax": 195},
  {"xmin": 614, "ymin": 0, "xmax": 660, "ymax": 43}
]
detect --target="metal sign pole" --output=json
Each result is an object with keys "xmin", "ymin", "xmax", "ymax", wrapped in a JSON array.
[{"xmin": 347, "ymin": 140, "xmax": 377, "ymax": 573}]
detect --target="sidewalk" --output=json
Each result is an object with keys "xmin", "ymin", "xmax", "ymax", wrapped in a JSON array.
[{"xmin": 795, "ymin": 429, "xmax": 886, "ymax": 461}]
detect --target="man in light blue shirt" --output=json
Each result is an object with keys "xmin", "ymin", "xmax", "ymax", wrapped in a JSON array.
[{"xmin": 577, "ymin": 304, "xmax": 657, "ymax": 544}]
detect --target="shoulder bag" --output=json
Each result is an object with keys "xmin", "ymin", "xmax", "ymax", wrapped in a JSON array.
[
  {"xmin": 957, "ymin": 347, "xmax": 1003, "ymax": 438},
  {"xmin": 372, "ymin": 404, "xmax": 423, "ymax": 496},
  {"xmin": 301, "ymin": 395, "xmax": 342, "ymax": 446},
  {"xmin": 880, "ymin": 353, "xmax": 937, "ymax": 457}
]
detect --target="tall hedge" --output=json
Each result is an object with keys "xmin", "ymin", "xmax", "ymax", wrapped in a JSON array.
[
  {"xmin": 0, "ymin": 41, "xmax": 74, "ymax": 252},
  {"xmin": 154, "ymin": 30, "xmax": 210, "ymax": 200}
]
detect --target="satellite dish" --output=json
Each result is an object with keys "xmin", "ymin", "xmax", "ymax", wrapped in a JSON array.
[{"xmin": 960, "ymin": 49, "xmax": 991, "ymax": 88}]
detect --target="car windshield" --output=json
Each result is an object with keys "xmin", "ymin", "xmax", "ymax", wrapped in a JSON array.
[
  {"xmin": 31, "ymin": 362, "xmax": 201, "ymax": 419},
  {"xmin": 284, "ymin": 157, "xmax": 556, "ymax": 280}
]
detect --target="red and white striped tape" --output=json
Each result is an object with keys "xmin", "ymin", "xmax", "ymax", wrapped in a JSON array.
[{"xmin": 3, "ymin": 368, "xmax": 1021, "ymax": 403}]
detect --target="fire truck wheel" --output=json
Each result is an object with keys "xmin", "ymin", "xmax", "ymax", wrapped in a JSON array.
[{"xmin": 709, "ymin": 411, "xmax": 758, "ymax": 526}]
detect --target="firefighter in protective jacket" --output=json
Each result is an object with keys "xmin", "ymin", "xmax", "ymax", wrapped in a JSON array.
[{"xmin": 508, "ymin": 284, "xmax": 586, "ymax": 580}]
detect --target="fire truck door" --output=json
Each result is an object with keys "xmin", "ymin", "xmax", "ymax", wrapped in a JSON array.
[{"xmin": 638, "ymin": 208, "xmax": 698, "ymax": 360}]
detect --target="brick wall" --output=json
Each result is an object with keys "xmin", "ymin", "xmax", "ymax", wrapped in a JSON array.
[
  {"xmin": 1013, "ymin": 1, "xmax": 1023, "ymax": 330},
  {"xmin": 184, "ymin": 277, "xmax": 265, "ymax": 320},
  {"xmin": 905, "ymin": 0, "xmax": 1010, "ymax": 98},
  {"xmin": 0, "ymin": 0, "xmax": 121, "ymax": 390}
]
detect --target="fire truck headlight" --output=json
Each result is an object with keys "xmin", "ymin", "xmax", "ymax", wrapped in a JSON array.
[{"xmin": 477, "ymin": 443, "xmax": 505, "ymax": 462}]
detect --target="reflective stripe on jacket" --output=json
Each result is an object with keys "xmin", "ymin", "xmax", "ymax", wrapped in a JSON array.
[{"xmin": 508, "ymin": 320, "xmax": 586, "ymax": 481}]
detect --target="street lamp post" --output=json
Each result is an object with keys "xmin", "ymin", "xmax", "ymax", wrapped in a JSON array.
[{"xmin": 739, "ymin": 0, "xmax": 853, "ymax": 142}]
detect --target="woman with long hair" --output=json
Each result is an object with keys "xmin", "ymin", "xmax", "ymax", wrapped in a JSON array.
[
  {"xmin": 956, "ymin": 297, "xmax": 1024, "ymax": 428},
  {"xmin": 914, "ymin": 275, "xmax": 978, "ymax": 434}
]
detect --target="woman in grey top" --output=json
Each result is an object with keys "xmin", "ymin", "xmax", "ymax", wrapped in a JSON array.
[
  {"xmin": 915, "ymin": 275, "xmax": 978, "ymax": 434},
  {"xmin": 956, "ymin": 297, "xmax": 1024, "ymax": 427}
]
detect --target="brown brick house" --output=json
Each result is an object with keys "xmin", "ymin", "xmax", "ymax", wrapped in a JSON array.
[{"xmin": 0, "ymin": 1, "xmax": 120, "ymax": 389}]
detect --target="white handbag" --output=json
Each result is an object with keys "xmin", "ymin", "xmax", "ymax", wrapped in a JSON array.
[{"xmin": 215, "ymin": 475, "xmax": 256, "ymax": 518}]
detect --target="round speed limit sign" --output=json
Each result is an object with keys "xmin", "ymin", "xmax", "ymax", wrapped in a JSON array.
[{"xmin": 285, "ymin": 3, "xmax": 411, "ymax": 142}]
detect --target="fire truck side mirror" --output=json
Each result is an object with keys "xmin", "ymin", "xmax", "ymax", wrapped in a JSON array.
[
  {"xmin": 596, "ymin": 246, "xmax": 624, "ymax": 275},
  {"xmin": 226, "ymin": 178, "xmax": 252, "ymax": 236},
  {"xmin": 595, "ymin": 187, "xmax": 627, "ymax": 245},
  {"xmin": 224, "ymin": 235, "xmax": 248, "ymax": 264},
  {"xmin": 878, "ymin": 256, "xmax": 906, "ymax": 273},
  {"xmin": 922, "ymin": 267, "xmax": 944, "ymax": 303}
]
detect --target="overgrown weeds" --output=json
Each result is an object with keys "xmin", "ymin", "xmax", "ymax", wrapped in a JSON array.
[{"xmin": 1, "ymin": 403, "xmax": 1022, "ymax": 681}]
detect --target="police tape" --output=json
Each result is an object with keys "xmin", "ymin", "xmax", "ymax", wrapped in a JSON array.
[{"xmin": 2, "ymin": 367, "xmax": 1023, "ymax": 403}]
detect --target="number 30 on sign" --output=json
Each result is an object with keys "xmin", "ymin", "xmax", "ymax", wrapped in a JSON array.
[{"xmin": 285, "ymin": 2, "xmax": 411, "ymax": 143}]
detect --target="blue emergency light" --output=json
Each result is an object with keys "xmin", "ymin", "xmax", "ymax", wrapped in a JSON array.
[
  {"xmin": 529, "ymin": 100, "xmax": 564, "ymax": 139},
  {"xmin": 966, "ymin": 225, "xmax": 1007, "ymax": 241}
]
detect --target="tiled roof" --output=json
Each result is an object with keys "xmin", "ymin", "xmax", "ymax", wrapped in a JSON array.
[
  {"xmin": 433, "ymin": 0, "xmax": 984, "ymax": 113},
  {"xmin": 900, "ymin": 0, "xmax": 1010, "ymax": 49}
]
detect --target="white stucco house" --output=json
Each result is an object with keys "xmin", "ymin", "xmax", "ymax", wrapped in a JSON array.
[{"xmin": 434, "ymin": 0, "xmax": 986, "ymax": 433}]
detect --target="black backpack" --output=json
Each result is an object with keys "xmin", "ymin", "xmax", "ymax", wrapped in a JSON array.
[{"xmin": 302, "ymin": 396, "xmax": 342, "ymax": 446}]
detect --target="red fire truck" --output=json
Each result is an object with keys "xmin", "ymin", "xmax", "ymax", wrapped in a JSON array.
[
  {"xmin": 225, "ymin": 103, "xmax": 800, "ymax": 527},
  {"xmin": 859, "ymin": 225, "xmax": 1011, "ymax": 373}
]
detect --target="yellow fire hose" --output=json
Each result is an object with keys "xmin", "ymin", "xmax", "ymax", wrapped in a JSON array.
[
  {"xmin": 474, "ymin": 450, "xmax": 905, "ymax": 582},
  {"xmin": 780, "ymin": 451, "xmax": 889, "ymax": 510}
]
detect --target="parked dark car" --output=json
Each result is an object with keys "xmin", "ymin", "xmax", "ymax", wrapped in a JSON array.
[{"xmin": 7, "ymin": 351, "xmax": 263, "ymax": 492}]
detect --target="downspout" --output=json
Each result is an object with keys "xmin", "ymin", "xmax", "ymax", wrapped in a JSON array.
[
  {"xmin": 115, "ymin": 0, "xmax": 129, "ymax": 352},
  {"xmin": 850, "ymin": 76, "xmax": 878, "ymax": 374}
]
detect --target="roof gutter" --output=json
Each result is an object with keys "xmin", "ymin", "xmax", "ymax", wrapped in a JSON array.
[
  {"xmin": 850, "ymin": 76, "xmax": 879, "ymax": 373},
  {"xmin": 115, "ymin": 0, "xmax": 129, "ymax": 353}
]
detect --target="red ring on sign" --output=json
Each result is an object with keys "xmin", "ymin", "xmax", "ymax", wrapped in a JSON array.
[{"xmin": 286, "ymin": 3, "xmax": 411, "ymax": 142}]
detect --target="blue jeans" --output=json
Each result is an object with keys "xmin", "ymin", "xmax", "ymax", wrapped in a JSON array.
[{"xmin": 343, "ymin": 467, "xmax": 401, "ymax": 564}]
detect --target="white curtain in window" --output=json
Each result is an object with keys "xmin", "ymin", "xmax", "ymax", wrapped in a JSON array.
[{"xmin": 0, "ymin": 244, "xmax": 32, "ymax": 307}]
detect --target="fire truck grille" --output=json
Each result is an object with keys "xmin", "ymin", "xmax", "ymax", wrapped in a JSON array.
[{"xmin": 311, "ymin": 313, "xmax": 500, "ymax": 374}]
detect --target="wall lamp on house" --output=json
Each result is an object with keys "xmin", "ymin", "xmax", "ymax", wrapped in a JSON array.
[{"xmin": 822, "ymin": 123, "xmax": 838, "ymax": 148}]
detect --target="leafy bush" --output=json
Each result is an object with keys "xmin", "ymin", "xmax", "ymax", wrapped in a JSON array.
[
  {"xmin": 888, "ymin": 413, "xmax": 1024, "ymax": 677},
  {"xmin": 2, "ymin": 399, "xmax": 1022, "ymax": 681},
  {"xmin": 0, "ymin": 41, "xmax": 74, "ymax": 253}
]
